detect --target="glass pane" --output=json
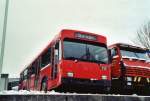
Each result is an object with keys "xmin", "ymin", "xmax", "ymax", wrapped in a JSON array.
[
  {"xmin": 63, "ymin": 39, "xmax": 108, "ymax": 64},
  {"xmin": 120, "ymin": 47, "xmax": 150, "ymax": 60}
]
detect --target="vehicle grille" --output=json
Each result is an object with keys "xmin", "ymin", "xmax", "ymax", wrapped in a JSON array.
[{"xmin": 126, "ymin": 67, "xmax": 150, "ymax": 77}]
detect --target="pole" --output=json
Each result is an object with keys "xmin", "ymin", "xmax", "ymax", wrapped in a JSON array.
[{"xmin": 0, "ymin": 0, "xmax": 9, "ymax": 74}]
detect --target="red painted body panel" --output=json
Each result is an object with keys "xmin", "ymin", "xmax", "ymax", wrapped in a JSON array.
[
  {"xmin": 61, "ymin": 60, "xmax": 111, "ymax": 80},
  {"xmin": 111, "ymin": 56, "xmax": 121, "ymax": 78},
  {"xmin": 60, "ymin": 30, "xmax": 107, "ymax": 44},
  {"xmin": 29, "ymin": 74, "xmax": 35, "ymax": 90},
  {"xmin": 19, "ymin": 29, "xmax": 110, "ymax": 91},
  {"xmin": 123, "ymin": 59, "xmax": 150, "ymax": 78},
  {"xmin": 109, "ymin": 43, "xmax": 150, "ymax": 78},
  {"xmin": 21, "ymin": 80, "xmax": 27, "ymax": 90}
]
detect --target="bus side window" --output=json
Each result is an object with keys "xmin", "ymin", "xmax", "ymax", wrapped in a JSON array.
[
  {"xmin": 33, "ymin": 60, "xmax": 38, "ymax": 74},
  {"xmin": 20, "ymin": 73, "xmax": 24, "ymax": 82},
  {"xmin": 111, "ymin": 48, "xmax": 117, "ymax": 58},
  {"xmin": 37, "ymin": 58, "xmax": 41, "ymax": 73},
  {"xmin": 55, "ymin": 42, "xmax": 59, "ymax": 63},
  {"xmin": 19, "ymin": 74, "xmax": 24, "ymax": 85},
  {"xmin": 27, "ymin": 67, "xmax": 31, "ymax": 79},
  {"xmin": 24, "ymin": 69, "xmax": 28, "ymax": 80},
  {"xmin": 31, "ymin": 63, "xmax": 36, "ymax": 75},
  {"xmin": 22, "ymin": 72, "xmax": 25, "ymax": 81},
  {"xmin": 41, "ymin": 48, "xmax": 51, "ymax": 68}
]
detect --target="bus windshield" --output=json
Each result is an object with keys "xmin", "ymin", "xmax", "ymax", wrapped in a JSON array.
[
  {"xmin": 63, "ymin": 39, "xmax": 108, "ymax": 64},
  {"xmin": 120, "ymin": 48, "xmax": 149, "ymax": 60}
]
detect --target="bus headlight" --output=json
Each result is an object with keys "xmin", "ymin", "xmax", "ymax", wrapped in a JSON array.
[
  {"xmin": 67, "ymin": 72, "xmax": 74, "ymax": 77},
  {"xmin": 101, "ymin": 66, "xmax": 107, "ymax": 70},
  {"xmin": 102, "ymin": 75, "xmax": 107, "ymax": 80},
  {"xmin": 127, "ymin": 82, "xmax": 132, "ymax": 85},
  {"xmin": 147, "ymin": 78, "xmax": 150, "ymax": 83}
]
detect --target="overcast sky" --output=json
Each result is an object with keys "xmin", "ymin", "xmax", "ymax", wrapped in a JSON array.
[{"xmin": 0, "ymin": 0, "xmax": 150, "ymax": 78}]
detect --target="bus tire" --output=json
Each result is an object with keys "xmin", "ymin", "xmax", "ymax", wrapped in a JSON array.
[{"xmin": 105, "ymin": 87, "xmax": 111, "ymax": 94}]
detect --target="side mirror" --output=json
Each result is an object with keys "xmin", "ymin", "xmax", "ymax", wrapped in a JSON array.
[
  {"xmin": 55, "ymin": 49, "xmax": 58, "ymax": 56},
  {"xmin": 112, "ymin": 55, "xmax": 119, "ymax": 59},
  {"xmin": 55, "ymin": 49, "xmax": 59, "ymax": 62}
]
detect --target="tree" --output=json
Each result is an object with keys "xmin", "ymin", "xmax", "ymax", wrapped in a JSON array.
[{"xmin": 134, "ymin": 21, "xmax": 150, "ymax": 49}]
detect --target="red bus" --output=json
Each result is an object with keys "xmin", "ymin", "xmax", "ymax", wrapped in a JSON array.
[
  {"xmin": 19, "ymin": 29, "xmax": 111, "ymax": 93},
  {"xmin": 109, "ymin": 43, "xmax": 150, "ymax": 94}
]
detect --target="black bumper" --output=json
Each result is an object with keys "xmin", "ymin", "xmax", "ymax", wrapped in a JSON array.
[{"xmin": 61, "ymin": 77, "xmax": 111, "ymax": 87}]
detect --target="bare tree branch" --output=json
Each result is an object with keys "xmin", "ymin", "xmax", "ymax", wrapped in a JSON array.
[{"xmin": 134, "ymin": 21, "xmax": 150, "ymax": 49}]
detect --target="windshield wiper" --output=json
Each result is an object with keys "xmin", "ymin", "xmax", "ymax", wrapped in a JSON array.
[
  {"xmin": 89, "ymin": 59, "xmax": 106, "ymax": 64},
  {"xmin": 65, "ymin": 57, "xmax": 77, "ymax": 60},
  {"xmin": 97, "ymin": 61, "xmax": 106, "ymax": 64},
  {"xmin": 84, "ymin": 47, "xmax": 95, "ymax": 60}
]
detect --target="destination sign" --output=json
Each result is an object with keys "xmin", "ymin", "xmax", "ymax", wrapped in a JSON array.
[{"xmin": 75, "ymin": 32, "xmax": 97, "ymax": 41}]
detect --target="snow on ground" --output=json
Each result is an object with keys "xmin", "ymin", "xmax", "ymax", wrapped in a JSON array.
[
  {"xmin": 0, "ymin": 90, "xmax": 141, "ymax": 97},
  {"xmin": 0, "ymin": 90, "xmax": 97, "ymax": 95},
  {"xmin": 0, "ymin": 90, "xmax": 61, "ymax": 95}
]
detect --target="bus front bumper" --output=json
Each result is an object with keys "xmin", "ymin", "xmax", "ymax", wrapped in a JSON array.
[{"xmin": 61, "ymin": 77, "xmax": 111, "ymax": 87}]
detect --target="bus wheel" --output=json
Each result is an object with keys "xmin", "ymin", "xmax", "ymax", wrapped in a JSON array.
[
  {"xmin": 104, "ymin": 87, "xmax": 111, "ymax": 94},
  {"xmin": 41, "ymin": 80, "xmax": 47, "ymax": 93}
]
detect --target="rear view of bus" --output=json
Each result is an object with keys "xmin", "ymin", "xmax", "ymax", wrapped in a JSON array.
[{"xmin": 59, "ymin": 30, "xmax": 111, "ymax": 93}]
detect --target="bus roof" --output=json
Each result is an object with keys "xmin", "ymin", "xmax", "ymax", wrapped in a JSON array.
[{"xmin": 109, "ymin": 43, "xmax": 147, "ymax": 51}]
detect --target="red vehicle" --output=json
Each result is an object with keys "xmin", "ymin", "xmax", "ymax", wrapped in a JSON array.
[
  {"xmin": 109, "ymin": 43, "xmax": 150, "ymax": 94},
  {"xmin": 19, "ymin": 29, "xmax": 111, "ymax": 93}
]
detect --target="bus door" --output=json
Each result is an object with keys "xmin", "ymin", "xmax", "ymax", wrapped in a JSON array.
[
  {"xmin": 28, "ymin": 64, "xmax": 36, "ymax": 90},
  {"xmin": 34, "ymin": 59, "xmax": 40, "ymax": 90},
  {"xmin": 110, "ymin": 47, "xmax": 121, "ymax": 77},
  {"xmin": 27, "ymin": 68, "xmax": 31, "ymax": 90},
  {"xmin": 23, "ymin": 69, "xmax": 28, "ymax": 90},
  {"xmin": 51, "ymin": 41, "xmax": 60, "ymax": 80}
]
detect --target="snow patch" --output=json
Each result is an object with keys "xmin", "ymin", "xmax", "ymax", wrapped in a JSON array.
[
  {"xmin": 122, "ymin": 56, "xmax": 146, "ymax": 61},
  {"xmin": 0, "ymin": 90, "xmax": 61, "ymax": 95}
]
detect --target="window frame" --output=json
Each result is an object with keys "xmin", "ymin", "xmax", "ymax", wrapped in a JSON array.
[
  {"xmin": 41, "ymin": 47, "xmax": 51, "ymax": 68},
  {"xmin": 111, "ymin": 48, "xmax": 118, "ymax": 58}
]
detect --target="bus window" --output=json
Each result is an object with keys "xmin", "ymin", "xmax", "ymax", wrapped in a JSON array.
[
  {"xmin": 24, "ymin": 69, "xmax": 28, "ymax": 80},
  {"xmin": 41, "ymin": 48, "xmax": 51, "ymax": 67},
  {"xmin": 111, "ymin": 48, "xmax": 117, "ymax": 58},
  {"xmin": 31, "ymin": 63, "xmax": 36, "ymax": 75},
  {"xmin": 51, "ymin": 42, "xmax": 60, "ymax": 80},
  {"xmin": 55, "ymin": 42, "xmax": 59, "ymax": 63},
  {"xmin": 20, "ymin": 73, "xmax": 23, "ymax": 82}
]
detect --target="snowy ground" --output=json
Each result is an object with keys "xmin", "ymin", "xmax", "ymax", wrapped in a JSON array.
[
  {"xmin": 0, "ymin": 90, "xmax": 140, "ymax": 97},
  {"xmin": 0, "ymin": 90, "xmax": 103, "ymax": 95},
  {"xmin": 0, "ymin": 90, "xmax": 61, "ymax": 95}
]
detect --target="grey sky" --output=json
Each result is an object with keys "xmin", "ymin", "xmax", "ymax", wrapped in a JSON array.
[{"xmin": 0, "ymin": 0, "xmax": 150, "ymax": 78}]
